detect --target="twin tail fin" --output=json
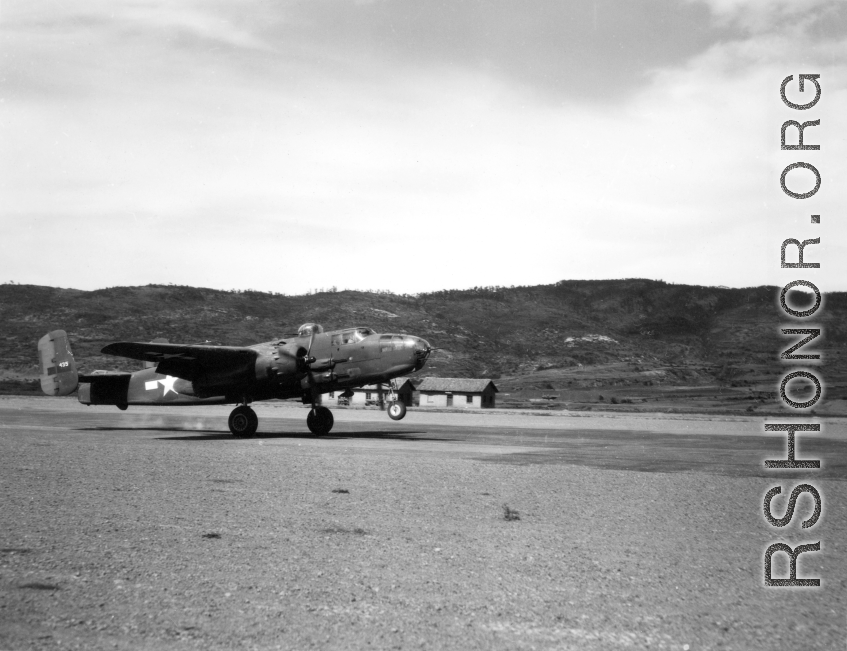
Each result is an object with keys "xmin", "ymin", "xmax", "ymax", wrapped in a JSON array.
[{"xmin": 38, "ymin": 330, "xmax": 79, "ymax": 396}]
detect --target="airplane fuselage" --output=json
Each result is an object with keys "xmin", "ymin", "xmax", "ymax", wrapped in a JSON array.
[{"xmin": 78, "ymin": 327, "xmax": 429, "ymax": 407}]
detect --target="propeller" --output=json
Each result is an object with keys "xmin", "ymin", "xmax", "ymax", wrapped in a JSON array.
[
  {"xmin": 298, "ymin": 326, "xmax": 337, "ymax": 391},
  {"xmin": 301, "ymin": 329, "xmax": 318, "ymax": 400},
  {"xmin": 304, "ymin": 328, "xmax": 317, "ymax": 366}
]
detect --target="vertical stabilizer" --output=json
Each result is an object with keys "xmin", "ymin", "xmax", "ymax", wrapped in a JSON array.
[{"xmin": 38, "ymin": 330, "xmax": 79, "ymax": 396}]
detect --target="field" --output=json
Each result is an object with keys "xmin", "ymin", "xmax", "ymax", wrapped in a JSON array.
[{"xmin": 1, "ymin": 398, "xmax": 845, "ymax": 650}]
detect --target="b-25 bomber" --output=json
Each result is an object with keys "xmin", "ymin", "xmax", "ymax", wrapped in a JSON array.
[{"xmin": 38, "ymin": 323, "xmax": 431, "ymax": 437}]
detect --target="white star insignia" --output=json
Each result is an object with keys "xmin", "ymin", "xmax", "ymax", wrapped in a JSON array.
[{"xmin": 158, "ymin": 375, "xmax": 178, "ymax": 396}]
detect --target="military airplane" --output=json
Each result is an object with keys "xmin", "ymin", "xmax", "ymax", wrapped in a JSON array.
[{"xmin": 38, "ymin": 323, "xmax": 431, "ymax": 437}]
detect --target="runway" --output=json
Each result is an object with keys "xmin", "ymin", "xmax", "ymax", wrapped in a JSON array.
[{"xmin": 1, "ymin": 397, "xmax": 845, "ymax": 650}]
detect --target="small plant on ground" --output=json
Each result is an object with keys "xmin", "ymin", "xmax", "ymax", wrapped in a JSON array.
[{"xmin": 503, "ymin": 504, "xmax": 520, "ymax": 521}]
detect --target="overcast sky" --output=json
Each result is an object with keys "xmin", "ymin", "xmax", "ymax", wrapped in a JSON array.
[{"xmin": 2, "ymin": 0, "xmax": 845, "ymax": 294}]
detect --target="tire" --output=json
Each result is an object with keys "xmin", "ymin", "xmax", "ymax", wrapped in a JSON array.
[
  {"xmin": 307, "ymin": 406, "xmax": 334, "ymax": 436},
  {"xmin": 229, "ymin": 405, "xmax": 258, "ymax": 438},
  {"xmin": 387, "ymin": 401, "xmax": 406, "ymax": 421}
]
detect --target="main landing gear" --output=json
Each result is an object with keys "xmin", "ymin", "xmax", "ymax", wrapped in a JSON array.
[
  {"xmin": 307, "ymin": 406, "xmax": 334, "ymax": 436},
  {"xmin": 227, "ymin": 389, "xmax": 403, "ymax": 437},
  {"xmin": 227, "ymin": 402, "xmax": 335, "ymax": 438},
  {"xmin": 228, "ymin": 404, "xmax": 258, "ymax": 438}
]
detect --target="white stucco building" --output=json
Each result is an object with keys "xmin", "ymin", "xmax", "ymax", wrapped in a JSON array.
[
  {"xmin": 322, "ymin": 379, "xmax": 415, "ymax": 407},
  {"xmin": 416, "ymin": 378, "xmax": 498, "ymax": 409}
]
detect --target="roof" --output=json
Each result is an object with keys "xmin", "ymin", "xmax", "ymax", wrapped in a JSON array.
[
  {"xmin": 353, "ymin": 379, "xmax": 414, "ymax": 391},
  {"xmin": 416, "ymin": 378, "xmax": 498, "ymax": 393}
]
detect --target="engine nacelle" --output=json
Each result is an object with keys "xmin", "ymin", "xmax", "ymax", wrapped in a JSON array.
[
  {"xmin": 252, "ymin": 343, "xmax": 307, "ymax": 390},
  {"xmin": 276, "ymin": 343, "xmax": 307, "ymax": 374}
]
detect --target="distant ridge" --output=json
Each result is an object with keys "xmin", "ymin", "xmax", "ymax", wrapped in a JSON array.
[{"xmin": 1, "ymin": 280, "xmax": 844, "ymax": 413}]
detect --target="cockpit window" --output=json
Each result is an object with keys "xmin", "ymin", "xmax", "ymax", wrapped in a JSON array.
[{"xmin": 338, "ymin": 328, "xmax": 374, "ymax": 345}]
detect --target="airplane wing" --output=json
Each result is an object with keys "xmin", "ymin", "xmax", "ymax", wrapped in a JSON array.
[{"xmin": 101, "ymin": 342, "xmax": 258, "ymax": 383}]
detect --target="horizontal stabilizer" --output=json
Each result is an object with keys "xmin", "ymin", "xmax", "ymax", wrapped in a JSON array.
[
  {"xmin": 77, "ymin": 372, "xmax": 132, "ymax": 407},
  {"xmin": 38, "ymin": 330, "xmax": 79, "ymax": 396},
  {"xmin": 79, "ymin": 371, "xmax": 133, "ymax": 384}
]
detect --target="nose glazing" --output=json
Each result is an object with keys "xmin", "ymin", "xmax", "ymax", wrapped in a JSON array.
[{"xmin": 412, "ymin": 337, "xmax": 431, "ymax": 370}]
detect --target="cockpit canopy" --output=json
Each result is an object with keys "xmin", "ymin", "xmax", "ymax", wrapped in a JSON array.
[
  {"xmin": 297, "ymin": 323, "xmax": 324, "ymax": 337},
  {"xmin": 332, "ymin": 327, "xmax": 376, "ymax": 345}
]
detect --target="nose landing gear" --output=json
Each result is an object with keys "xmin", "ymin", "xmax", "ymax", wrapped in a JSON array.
[
  {"xmin": 228, "ymin": 404, "xmax": 258, "ymax": 438},
  {"xmin": 385, "ymin": 380, "xmax": 407, "ymax": 421},
  {"xmin": 387, "ymin": 401, "xmax": 406, "ymax": 420}
]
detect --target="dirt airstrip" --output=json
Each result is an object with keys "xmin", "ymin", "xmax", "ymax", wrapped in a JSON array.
[{"xmin": 1, "ymin": 397, "xmax": 845, "ymax": 650}]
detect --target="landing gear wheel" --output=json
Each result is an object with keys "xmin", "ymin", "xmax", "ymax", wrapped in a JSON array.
[
  {"xmin": 387, "ymin": 401, "xmax": 407, "ymax": 421},
  {"xmin": 229, "ymin": 405, "xmax": 258, "ymax": 438},
  {"xmin": 307, "ymin": 406, "xmax": 334, "ymax": 436}
]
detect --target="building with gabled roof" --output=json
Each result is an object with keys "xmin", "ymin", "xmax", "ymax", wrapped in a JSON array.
[
  {"xmin": 416, "ymin": 377, "xmax": 498, "ymax": 409},
  {"xmin": 322, "ymin": 379, "xmax": 415, "ymax": 408}
]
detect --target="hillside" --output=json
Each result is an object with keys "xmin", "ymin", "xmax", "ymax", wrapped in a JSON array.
[{"xmin": 1, "ymin": 280, "xmax": 844, "ymax": 414}]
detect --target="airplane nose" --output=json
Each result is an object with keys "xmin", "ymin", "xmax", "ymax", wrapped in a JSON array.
[{"xmin": 412, "ymin": 337, "xmax": 431, "ymax": 370}]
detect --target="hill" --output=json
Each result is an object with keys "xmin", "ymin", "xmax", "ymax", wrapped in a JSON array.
[{"xmin": 1, "ymin": 280, "xmax": 844, "ymax": 414}]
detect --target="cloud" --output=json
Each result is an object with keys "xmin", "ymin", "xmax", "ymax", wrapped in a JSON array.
[
  {"xmin": 0, "ymin": 1, "xmax": 845, "ymax": 293},
  {"xmin": 3, "ymin": 0, "xmax": 737, "ymax": 103},
  {"xmin": 272, "ymin": 0, "xmax": 740, "ymax": 103},
  {"xmin": 5, "ymin": 0, "xmax": 276, "ymax": 52},
  {"xmin": 688, "ymin": 0, "xmax": 847, "ymax": 35}
]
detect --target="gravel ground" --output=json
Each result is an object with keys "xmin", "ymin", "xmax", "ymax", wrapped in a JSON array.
[{"xmin": 1, "ymin": 397, "xmax": 845, "ymax": 650}]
